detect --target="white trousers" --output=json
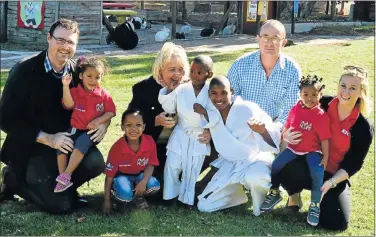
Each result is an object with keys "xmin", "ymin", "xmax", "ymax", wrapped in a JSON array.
[
  {"xmin": 163, "ymin": 150, "xmax": 205, "ymax": 205},
  {"xmin": 197, "ymin": 160, "xmax": 271, "ymax": 216}
]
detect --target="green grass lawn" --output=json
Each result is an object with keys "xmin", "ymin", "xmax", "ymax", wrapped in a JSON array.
[{"xmin": 0, "ymin": 39, "xmax": 374, "ymax": 236}]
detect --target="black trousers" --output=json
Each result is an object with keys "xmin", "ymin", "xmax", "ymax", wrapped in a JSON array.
[
  {"xmin": 280, "ymin": 158, "xmax": 350, "ymax": 230},
  {"xmin": 4, "ymin": 145, "xmax": 104, "ymax": 214}
]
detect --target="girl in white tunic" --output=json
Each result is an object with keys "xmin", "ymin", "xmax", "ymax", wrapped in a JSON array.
[
  {"xmin": 195, "ymin": 76, "xmax": 281, "ymax": 216},
  {"xmin": 159, "ymin": 55, "xmax": 220, "ymax": 206}
]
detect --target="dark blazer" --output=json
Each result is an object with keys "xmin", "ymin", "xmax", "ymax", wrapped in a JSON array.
[
  {"xmin": 0, "ymin": 50, "xmax": 76, "ymax": 175},
  {"xmin": 320, "ymin": 95, "xmax": 374, "ymax": 177},
  {"xmin": 127, "ymin": 75, "xmax": 165, "ymax": 142}
]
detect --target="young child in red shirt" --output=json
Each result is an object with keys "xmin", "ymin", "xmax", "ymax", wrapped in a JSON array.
[
  {"xmin": 55, "ymin": 56, "xmax": 116, "ymax": 193},
  {"xmin": 261, "ymin": 75, "xmax": 331, "ymax": 227},
  {"xmin": 102, "ymin": 109, "xmax": 160, "ymax": 214}
]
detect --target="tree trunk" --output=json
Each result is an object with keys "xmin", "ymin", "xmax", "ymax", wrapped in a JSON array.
[
  {"xmin": 255, "ymin": 2, "xmax": 261, "ymax": 36},
  {"xmin": 171, "ymin": 1, "xmax": 177, "ymax": 39},
  {"xmin": 291, "ymin": 1, "xmax": 295, "ymax": 34},
  {"xmin": 182, "ymin": 1, "xmax": 187, "ymax": 21},
  {"xmin": 330, "ymin": 1, "xmax": 336, "ymax": 19},
  {"xmin": 223, "ymin": 1, "xmax": 230, "ymax": 27},
  {"xmin": 237, "ymin": 1, "xmax": 243, "ymax": 34},
  {"xmin": 325, "ymin": 1, "xmax": 330, "ymax": 15},
  {"xmin": 0, "ymin": 1, "xmax": 8, "ymax": 43},
  {"xmin": 301, "ymin": 1, "xmax": 317, "ymax": 18},
  {"xmin": 276, "ymin": 1, "xmax": 280, "ymax": 20}
]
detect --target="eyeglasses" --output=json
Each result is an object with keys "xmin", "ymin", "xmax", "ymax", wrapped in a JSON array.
[
  {"xmin": 343, "ymin": 65, "xmax": 368, "ymax": 78},
  {"xmin": 51, "ymin": 35, "xmax": 76, "ymax": 46},
  {"xmin": 258, "ymin": 35, "xmax": 284, "ymax": 44}
]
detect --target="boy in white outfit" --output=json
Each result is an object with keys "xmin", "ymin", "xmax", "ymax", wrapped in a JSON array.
[
  {"xmin": 195, "ymin": 76, "xmax": 281, "ymax": 216},
  {"xmin": 159, "ymin": 55, "xmax": 219, "ymax": 206}
]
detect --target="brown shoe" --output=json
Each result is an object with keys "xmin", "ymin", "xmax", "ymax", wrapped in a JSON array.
[{"xmin": 134, "ymin": 196, "xmax": 149, "ymax": 210}]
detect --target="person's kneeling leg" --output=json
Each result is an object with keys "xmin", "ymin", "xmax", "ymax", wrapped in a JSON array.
[
  {"xmin": 25, "ymin": 155, "xmax": 76, "ymax": 214},
  {"xmin": 243, "ymin": 161, "xmax": 272, "ymax": 216},
  {"xmin": 197, "ymin": 183, "xmax": 247, "ymax": 213},
  {"xmin": 144, "ymin": 176, "xmax": 160, "ymax": 197},
  {"xmin": 319, "ymin": 179, "xmax": 350, "ymax": 230},
  {"xmin": 133, "ymin": 173, "xmax": 160, "ymax": 209},
  {"xmin": 112, "ymin": 175, "xmax": 134, "ymax": 202},
  {"xmin": 163, "ymin": 151, "xmax": 182, "ymax": 201}
]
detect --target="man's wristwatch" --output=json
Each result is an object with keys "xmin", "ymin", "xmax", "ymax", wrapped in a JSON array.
[{"xmin": 329, "ymin": 178, "xmax": 337, "ymax": 188}]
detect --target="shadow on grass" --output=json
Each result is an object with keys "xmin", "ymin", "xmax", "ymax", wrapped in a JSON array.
[
  {"xmin": 107, "ymin": 49, "xmax": 255, "ymax": 78},
  {"xmin": 0, "ymin": 192, "xmax": 347, "ymax": 236}
]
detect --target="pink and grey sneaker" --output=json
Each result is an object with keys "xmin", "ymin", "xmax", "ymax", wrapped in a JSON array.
[
  {"xmin": 54, "ymin": 182, "xmax": 73, "ymax": 193},
  {"xmin": 56, "ymin": 173, "xmax": 71, "ymax": 186}
]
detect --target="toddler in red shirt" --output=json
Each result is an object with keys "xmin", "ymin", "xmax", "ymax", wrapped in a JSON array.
[
  {"xmin": 55, "ymin": 56, "xmax": 116, "ymax": 193},
  {"xmin": 261, "ymin": 75, "xmax": 331, "ymax": 227},
  {"xmin": 102, "ymin": 109, "xmax": 160, "ymax": 214}
]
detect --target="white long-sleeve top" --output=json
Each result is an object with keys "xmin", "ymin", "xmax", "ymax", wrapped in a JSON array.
[
  {"xmin": 158, "ymin": 81, "xmax": 220, "ymax": 205},
  {"xmin": 198, "ymin": 96, "xmax": 281, "ymax": 211}
]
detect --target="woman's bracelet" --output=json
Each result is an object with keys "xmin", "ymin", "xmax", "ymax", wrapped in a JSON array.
[{"xmin": 329, "ymin": 178, "xmax": 337, "ymax": 188}]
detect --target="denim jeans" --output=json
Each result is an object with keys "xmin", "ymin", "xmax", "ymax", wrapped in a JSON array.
[
  {"xmin": 112, "ymin": 173, "xmax": 160, "ymax": 202},
  {"xmin": 271, "ymin": 149, "xmax": 324, "ymax": 203}
]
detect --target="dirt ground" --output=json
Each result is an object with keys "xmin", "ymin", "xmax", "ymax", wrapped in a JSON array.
[{"xmin": 1, "ymin": 32, "xmax": 373, "ymax": 71}]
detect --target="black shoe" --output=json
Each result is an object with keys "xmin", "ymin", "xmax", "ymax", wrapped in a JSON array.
[
  {"xmin": 0, "ymin": 166, "xmax": 17, "ymax": 202},
  {"xmin": 75, "ymin": 191, "xmax": 90, "ymax": 208},
  {"xmin": 285, "ymin": 193, "xmax": 302, "ymax": 213}
]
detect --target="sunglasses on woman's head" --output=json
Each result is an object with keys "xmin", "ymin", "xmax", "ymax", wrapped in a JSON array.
[{"xmin": 343, "ymin": 65, "xmax": 367, "ymax": 78}]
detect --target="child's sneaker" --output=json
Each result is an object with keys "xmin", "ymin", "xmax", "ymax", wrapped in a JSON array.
[
  {"xmin": 307, "ymin": 202, "xmax": 320, "ymax": 226},
  {"xmin": 260, "ymin": 189, "xmax": 282, "ymax": 211},
  {"xmin": 56, "ymin": 173, "xmax": 72, "ymax": 186},
  {"xmin": 54, "ymin": 182, "xmax": 73, "ymax": 193},
  {"xmin": 134, "ymin": 196, "xmax": 149, "ymax": 210}
]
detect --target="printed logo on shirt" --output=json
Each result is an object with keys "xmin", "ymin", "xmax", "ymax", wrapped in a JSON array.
[
  {"xmin": 75, "ymin": 105, "xmax": 86, "ymax": 112},
  {"xmin": 96, "ymin": 103, "xmax": 104, "ymax": 112},
  {"xmin": 136, "ymin": 157, "xmax": 149, "ymax": 166},
  {"xmin": 105, "ymin": 162, "xmax": 113, "ymax": 171},
  {"xmin": 342, "ymin": 129, "xmax": 350, "ymax": 137},
  {"xmin": 300, "ymin": 121, "xmax": 312, "ymax": 131}
]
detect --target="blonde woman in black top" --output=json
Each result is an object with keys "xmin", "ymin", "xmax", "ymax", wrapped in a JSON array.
[{"xmin": 279, "ymin": 66, "xmax": 373, "ymax": 230}]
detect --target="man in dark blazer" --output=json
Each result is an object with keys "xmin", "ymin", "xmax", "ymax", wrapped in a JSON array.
[{"xmin": 0, "ymin": 18, "xmax": 108, "ymax": 214}]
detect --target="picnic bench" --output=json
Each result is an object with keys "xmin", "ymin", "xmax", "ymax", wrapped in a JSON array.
[{"xmin": 103, "ymin": 9, "xmax": 137, "ymax": 24}]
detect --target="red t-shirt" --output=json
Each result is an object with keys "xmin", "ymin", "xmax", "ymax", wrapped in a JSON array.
[
  {"xmin": 104, "ymin": 134, "xmax": 159, "ymax": 177},
  {"xmin": 284, "ymin": 100, "xmax": 332, "ymax": 154},
  {"xmin": 326, "ymin": 97, "xmax": 359, "ymax": 174},
  {"xmin": 66, "ymin": 84, "xmax": 116, "ymax": 130}
]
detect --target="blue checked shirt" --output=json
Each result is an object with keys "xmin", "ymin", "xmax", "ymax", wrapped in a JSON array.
[
  {"xmin": 44, "ymin": 53, "xmax": 70, "ymax": 79},
  {"xmin": 228, "ymin": 50, "xmax": 301, "ymax": 127}
]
